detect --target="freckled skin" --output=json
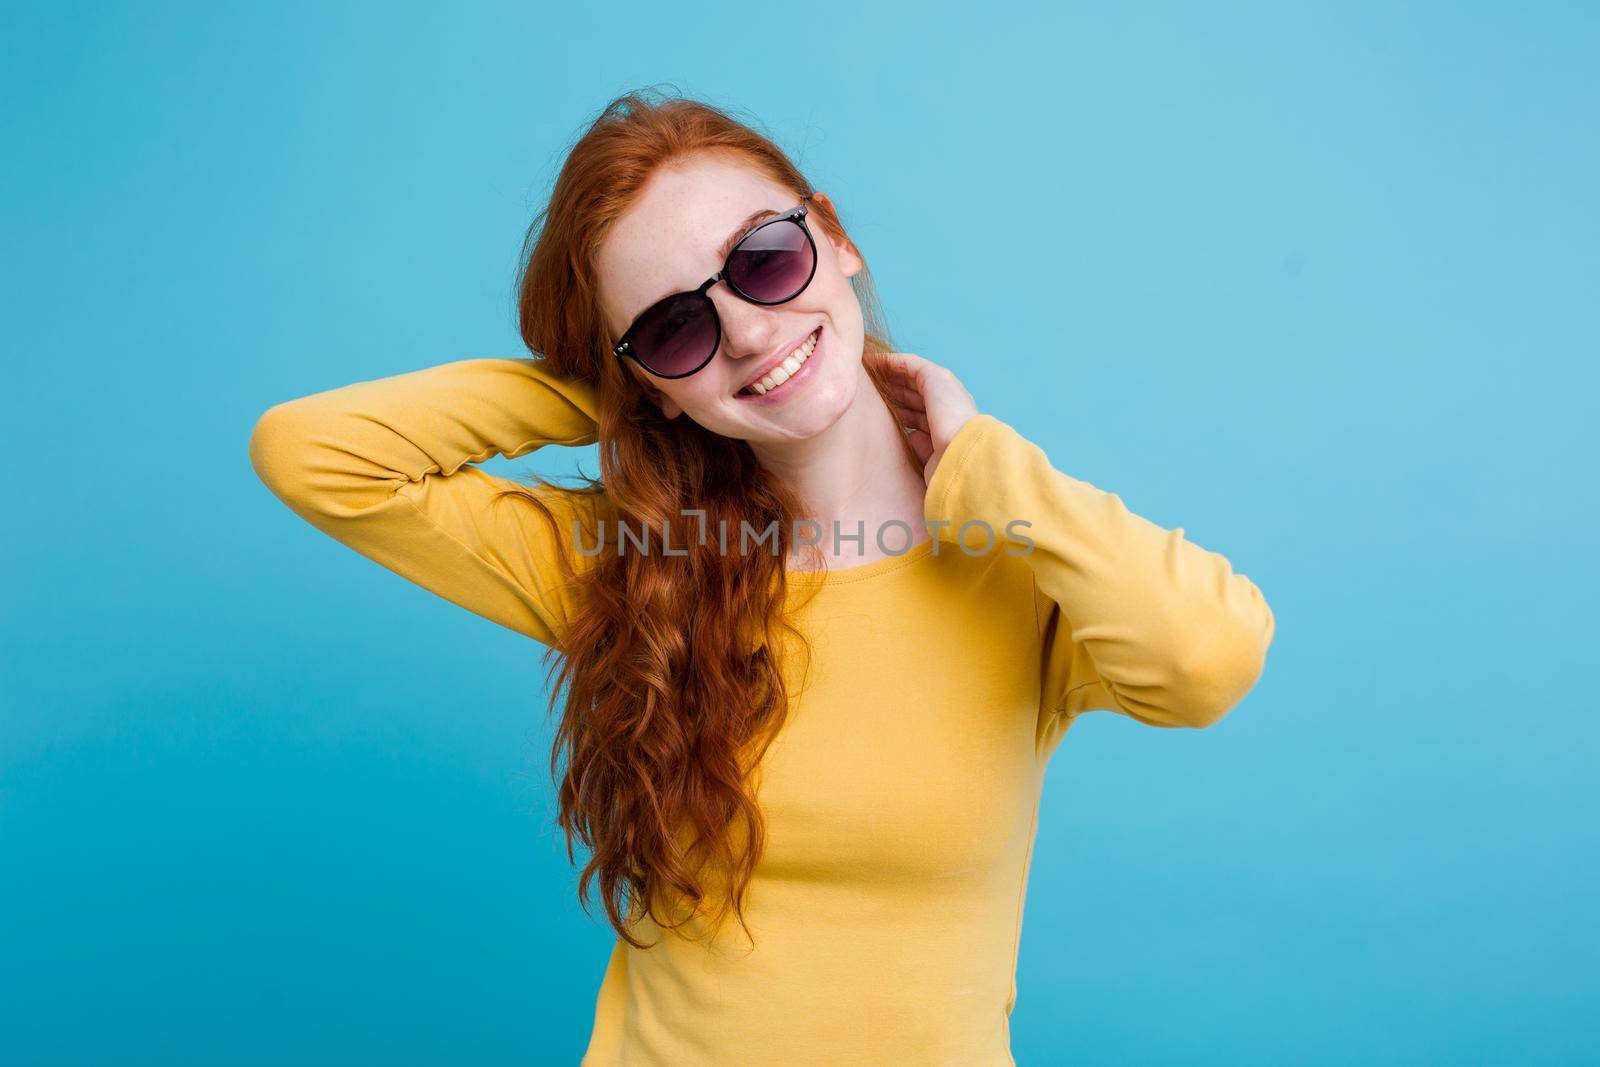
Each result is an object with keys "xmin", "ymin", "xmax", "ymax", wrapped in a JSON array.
[
  {"xmin": 595, "ymin": 153, "xmax": 979, "ymax": 564},
  {"xmin": 595, "ymin": 156, "xmax": 869, "ymax": 446}
]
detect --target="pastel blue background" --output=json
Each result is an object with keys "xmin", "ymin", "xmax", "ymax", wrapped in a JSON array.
[{"xmin": 3, "ymin": 3, "xmax": 1595, "ymax": 1064}]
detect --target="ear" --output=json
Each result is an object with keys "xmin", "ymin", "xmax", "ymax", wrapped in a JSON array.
[{"xmin": 810, "ymin": 190, "xmax": 863, "ymax": 279}]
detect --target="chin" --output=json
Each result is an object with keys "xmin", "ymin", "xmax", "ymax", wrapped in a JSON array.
[
  {"xmin": 690, "ymin": 352, "xmax": 862, "ymax": 444},
  {"xmin": 759, "ymin": 367, "xmax": 859, "ymax": 442}
]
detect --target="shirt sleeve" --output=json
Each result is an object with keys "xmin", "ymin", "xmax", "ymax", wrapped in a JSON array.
[
  {"xmin": 923, "ymin": 413, "xmax": 1276, "ymax": 729},
  {"xmin": 247, "ymin": 357, "xmax": 605, "ymax": 649}
]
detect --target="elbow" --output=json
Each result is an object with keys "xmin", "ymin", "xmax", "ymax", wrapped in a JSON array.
[
  {"xmin": 248, "ymin": 400, "xmax": 325, "ymax": 509},
  {"xmin": 1166, "ymin": 616, "xmax": 1272, "ymax": 729},
  {"xmin": 247, "ymin": 402, "xmax": 297, "ymax": 495},
  {"xmin": 248, "ymin": 399, "xmax": 404, "ymax": 522}
]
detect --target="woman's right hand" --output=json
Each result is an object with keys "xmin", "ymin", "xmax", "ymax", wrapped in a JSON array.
[{"xmin": 869, "ymin": 350, "xmax": 980, "ymax": 485}]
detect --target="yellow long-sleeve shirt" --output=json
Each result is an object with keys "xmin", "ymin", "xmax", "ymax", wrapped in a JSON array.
[{"xmin": 248, "ymin": 357, "xmax": 1276, "ymax": 1066}]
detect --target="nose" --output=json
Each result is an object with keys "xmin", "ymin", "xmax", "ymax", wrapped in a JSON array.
[{"xmin": 710, "ymin": 286, "xmax": 786, "ymax": 364}]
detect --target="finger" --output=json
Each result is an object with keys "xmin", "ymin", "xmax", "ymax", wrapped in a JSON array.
[
  {"xmin": 887, "ymin": 398, "xmax": 929, "ymax": 433},
  {"xmin": 868, "ymin": 351, "xmax": 928, "ymax": 384},
  {"xmin": 880, "ymin": 381, "xmax": 927, "ymax": 413},
  {"xmin": 873, "ymin": 350, "xmax": 944, "ymax": 379},
  {"xmin": 907, "ymin": 428, "xmax": 934, "ymax": 465},
  {"xmin": 899, "ymin": 413, "xmax": 931, "ymax": 439},
  {"xmin": 875, "ymin": 350, "xmax": 962, "ymax": 398},
  {"xmin": 872, "ymin": 350, "xmax": 927, "ymax": 366},
  {"xmin": 894, "ymin": 414, "xmax": 931, "ymax": 441},
  {"xmin": 874, "ymin": 365, "xmax": 929, "ymax": 400}
]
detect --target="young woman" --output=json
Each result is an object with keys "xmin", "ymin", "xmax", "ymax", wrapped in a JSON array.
[{"xmin": 248, "ymin": 91, "xmax": 1276, "ymax": 1066}]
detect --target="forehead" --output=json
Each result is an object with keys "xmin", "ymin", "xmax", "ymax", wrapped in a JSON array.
[{"xmin": 598, "ymin": 157, "xmax": 794, "ymax": 333}]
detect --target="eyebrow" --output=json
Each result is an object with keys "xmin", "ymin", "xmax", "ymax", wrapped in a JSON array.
[
  {"xmin": 715, "ymin": 206, "xmax": 784, "ymax": 262},
  {"xmin": 618, "ymin": 206, "xmax": 789, "ymax": 335}
]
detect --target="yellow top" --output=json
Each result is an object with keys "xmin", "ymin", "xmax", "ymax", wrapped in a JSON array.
[{"xmin": 248, "ymin": 357, "xmax": 1276, "ymax": 1066}]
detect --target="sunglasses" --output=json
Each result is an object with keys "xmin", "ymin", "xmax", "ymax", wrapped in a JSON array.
[{"xmin": 612, "ymin": 197, "xmax": 819, "ymax": 379}]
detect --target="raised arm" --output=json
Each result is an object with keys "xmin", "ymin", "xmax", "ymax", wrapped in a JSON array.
[
  {"xmin": 247, "ymin": 357, "xmax": 604, "ymax": 649},
  {"xmin": 924, "ymin": 414, "xmax": 1275, "ymax": 729}
]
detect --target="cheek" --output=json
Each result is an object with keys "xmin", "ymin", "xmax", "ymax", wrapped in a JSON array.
[
  {"xmin": 812, "ymin": 264, "xmax": 863, "ymax": 332},
  {"xmin": 666, "ymin": 377, "xmax": 725, "ymax": 415}
]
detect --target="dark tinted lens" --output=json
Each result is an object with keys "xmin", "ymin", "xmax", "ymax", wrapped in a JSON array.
[
  {"xmin": 627, "ymin": 291, "xmax": 718, "ymax": 376},
  {"xmin": 727, "ymin": 218, "xmax": 814, "ymax": 303}
]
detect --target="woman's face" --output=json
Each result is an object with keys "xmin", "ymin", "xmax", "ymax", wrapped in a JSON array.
[{"xmin": 596, "ymin": 155, "xmax": 867, "ymax": 445}]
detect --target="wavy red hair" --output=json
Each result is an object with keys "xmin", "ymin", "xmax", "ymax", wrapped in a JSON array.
[{"xmin": 496, "ymin": 88, "xmax": 916, "ymax": 950}]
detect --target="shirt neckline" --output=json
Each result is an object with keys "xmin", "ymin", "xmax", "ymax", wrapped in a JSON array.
[{"xmin": 782, "ymin": 535, "xmax": 938, "ymax": 587}]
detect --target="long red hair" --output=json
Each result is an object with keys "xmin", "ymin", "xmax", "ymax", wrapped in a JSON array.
[{"xmin": 498, "ymin": 88, "xmax": 915, "ymax": 949}]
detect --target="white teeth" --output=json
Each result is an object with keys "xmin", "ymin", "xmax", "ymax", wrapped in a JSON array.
[{"xmin": 747, "ymin": 329, "xmax": 819, "ymax": 396}]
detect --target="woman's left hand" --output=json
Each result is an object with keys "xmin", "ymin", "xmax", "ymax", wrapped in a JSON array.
[{"xmin": 869, "ymin": 350, "xmax": 980, "ymax": 484}]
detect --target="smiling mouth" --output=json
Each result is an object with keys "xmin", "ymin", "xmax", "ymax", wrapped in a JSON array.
[{"xmin": 737, "ymin": 326, "xmax": 822, "ymax": 398}]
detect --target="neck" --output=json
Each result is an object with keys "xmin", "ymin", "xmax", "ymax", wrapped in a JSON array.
[{"xmin": 747, "ymin": 365, "xmax": 930, "ymax": 570}]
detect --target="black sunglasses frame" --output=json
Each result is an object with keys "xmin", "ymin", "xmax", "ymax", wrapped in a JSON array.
[{"xmin": 612, "ymin": 198, "xmax": 818, "ymax": 380}]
